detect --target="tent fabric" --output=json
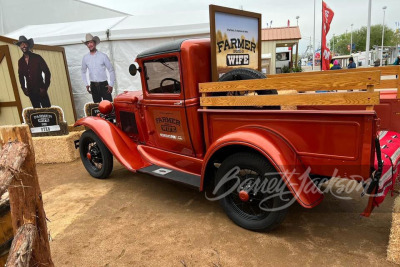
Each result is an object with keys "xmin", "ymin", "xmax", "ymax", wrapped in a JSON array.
[
  {"xmin": 6, "ymin": 17, "xmax": 127, "ymax": 46},
  {"xmin": 0, "ymin": 0, "xmax": 130, "ymax": 35},
  {"xmin": 6, "ymin": 12, "xmax": 210, "ymax": 119}
]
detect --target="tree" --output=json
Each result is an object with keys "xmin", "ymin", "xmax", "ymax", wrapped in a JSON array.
[{"xmin": 330, "ymin": 24, "xmax": 400, "ymax": 55}]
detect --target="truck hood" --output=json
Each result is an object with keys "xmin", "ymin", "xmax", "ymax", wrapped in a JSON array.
[{"xmin": 114, "ymin": 91, "xmax": 143, "ymax": 103}]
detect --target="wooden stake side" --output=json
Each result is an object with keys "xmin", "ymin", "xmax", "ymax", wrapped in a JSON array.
[
  {"xmin": 199, "ymin": 71, "xmax": 381, "ymax": 93},
  {"xmin": 397, "ymin": 67, "xmax": 400, "ymax": 99},
  {"xmin": 269, "ymin": 65, "xmax": 399, "ymax": 77},
  {"xmin": 269, "ymin": 66, "xmax": 400, "ymax": 96},
  {"xmin": 200, "ymin": 92, "xmax": 380, "ymax": 107},
  {"xmin": 366, "ymin": 85, "xmax": 375, "ymax": 110},
  {"xmin": 0, "ymin": 125, "xmax": 54, "ymax": 267}
]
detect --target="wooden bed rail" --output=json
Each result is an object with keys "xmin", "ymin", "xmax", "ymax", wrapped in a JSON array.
[
  {"xmin": 270, "ymin": 65, "xmax": 400, "ymax": 98},
  {"xmin": 199, "ymin": 70, "xmax": 381, "ymax": 108}
]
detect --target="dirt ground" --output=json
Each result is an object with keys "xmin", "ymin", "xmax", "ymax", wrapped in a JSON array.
[{"xmin": 37, "ymin": 160, "xmax": 398, "ymax": 267}]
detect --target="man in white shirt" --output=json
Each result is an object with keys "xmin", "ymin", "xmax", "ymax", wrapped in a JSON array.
[{"xmin": 81, "ymin": 33, "xmax": 116, "ymax": 103}]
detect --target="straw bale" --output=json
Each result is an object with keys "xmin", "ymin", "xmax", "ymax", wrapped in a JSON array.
[
  {"xmin": 388, "ymin": 194, "xmax": 400, "ymax": 264},
  {"xmin": 84, "ymin": 103, "xmax": 100, "ymax": 117},
  {"xmin": 68, "ymin": 125, "xmax": 85, "ymax": 132},
  {"xmin": 32, "ymin": 131, "xmax": 84, "ymax": 164}
]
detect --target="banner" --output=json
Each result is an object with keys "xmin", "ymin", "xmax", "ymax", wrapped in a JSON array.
[{"xmin": 321, "ymin": 1, "xmax": 334, "ymax": 70}]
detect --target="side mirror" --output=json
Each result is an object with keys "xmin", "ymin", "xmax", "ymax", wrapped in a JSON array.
[{"xmin": 129, "ymin": 64, "xmax": 141, "ymax": 76}]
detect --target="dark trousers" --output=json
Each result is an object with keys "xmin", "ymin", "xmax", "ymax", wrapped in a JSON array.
[
  {"xmin": 90, "ymin": 81, "xmax": 113, "ymax": 103},
  {"xmin": 29, "ymin": 92, "xmax": 51, "ymax": 108}
]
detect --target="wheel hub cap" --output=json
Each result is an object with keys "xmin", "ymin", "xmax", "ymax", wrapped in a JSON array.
[{"xmin": 239, "ymin": 190, "xmax": 250, "ymax": 202}]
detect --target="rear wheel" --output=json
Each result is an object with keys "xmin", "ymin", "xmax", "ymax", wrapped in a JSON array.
[
  {"xmin": 215, "ymin": 152, "xmax": 289, "ymax": 231},
  {"xmin": 79, "ymin": 130, "xmax": 113, "ymax": 179}
]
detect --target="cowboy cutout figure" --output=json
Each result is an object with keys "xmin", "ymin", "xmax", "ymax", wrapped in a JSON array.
[
  {"xmin": 81, "ymin": 33, "xmax": 115, "ymax": 103},
  {"xmin": 15, "ymin": 36, "xmax": 52, "ymax": 108}
]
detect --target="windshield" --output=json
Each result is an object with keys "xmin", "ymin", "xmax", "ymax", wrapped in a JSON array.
[{"xmin": 144, "ymin": 56, "xmax": 181, "ymax": 94}]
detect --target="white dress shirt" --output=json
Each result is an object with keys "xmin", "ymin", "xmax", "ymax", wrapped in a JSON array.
[{"xmin": 81, "ymin": 50, "xmax": 116, "ymax": 87}]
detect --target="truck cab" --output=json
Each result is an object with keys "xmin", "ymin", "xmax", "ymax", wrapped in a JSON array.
[{"xmin": 114, "ymin": 39, "xmax": 210, "ymax": 158}]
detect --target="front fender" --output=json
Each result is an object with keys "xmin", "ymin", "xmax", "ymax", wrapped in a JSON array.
[
  {"xmin": 75, "ymin": 117, "xmax": 150, "ymax": 172},
  {"xmin": 201, "ymin": 127, "xmax": 324, "ymax": 208}
]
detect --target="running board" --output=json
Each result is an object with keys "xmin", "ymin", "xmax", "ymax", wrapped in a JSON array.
[{"xmin": 137, "ymin": 165, "xmax": 200, "ymax": 188}]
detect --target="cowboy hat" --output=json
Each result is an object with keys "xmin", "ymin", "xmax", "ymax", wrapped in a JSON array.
[
  {"xmin": 83, "ymin": 33, "xmax": 100, "ymax": 45},
  {"xmin": 14, "ymin": 36, "xmax": 34, "ymax": 49}
]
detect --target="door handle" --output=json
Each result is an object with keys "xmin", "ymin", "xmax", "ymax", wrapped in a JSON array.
[{"xmin": 174, "ymin": 101, "xmax": 183, "ymax": 106}]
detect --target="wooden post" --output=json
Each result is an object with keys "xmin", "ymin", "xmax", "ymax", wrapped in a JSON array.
[
  {"xmin": 0, "ymin": 125, "xmax": 54, "ymax": 267},
  {"xmin": 295, "ymin": 42, "xmax": 299, "ymax": 68},
  {"xmin": 6, "ymin": 224, "xmax": 37, "ymax": 266},
  {"xmin": 290, "ymin": 45, "xmax": 294, "ymax": 69},
  {"xmin": 366, "ymin": 84, "xmax": 375, "ymax": 111}
]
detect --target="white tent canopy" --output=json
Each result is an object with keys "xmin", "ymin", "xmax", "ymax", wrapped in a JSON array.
[
  {"xmin": 0, "ymin": 0, "xmax": 129, "ymax": 35},
  {"xmin": 6, "ymin": 11, "xmax": 210, "ymax": 118}
]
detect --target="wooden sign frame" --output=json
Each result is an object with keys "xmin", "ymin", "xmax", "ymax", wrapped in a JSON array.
[{"xmin": 209, "ymin": 4, "xmax": 262, "ymax": 81}]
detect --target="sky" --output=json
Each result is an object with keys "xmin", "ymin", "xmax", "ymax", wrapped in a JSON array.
[{"xmin": 83, "ymin": 0, "xmax": 400, "ymax": 55}]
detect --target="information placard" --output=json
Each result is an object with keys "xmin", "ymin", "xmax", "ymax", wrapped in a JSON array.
[{"xmin": 22, "ymin": 106, "xmax": 68, "ymax": 136}]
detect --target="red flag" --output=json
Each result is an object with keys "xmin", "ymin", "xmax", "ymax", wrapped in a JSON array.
[{"xmin": 322, "ymin": 1, "xmax": 334, "ymax": 70}]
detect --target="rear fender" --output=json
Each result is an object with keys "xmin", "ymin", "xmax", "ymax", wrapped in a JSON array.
[
  {"xmin": 201, "ymin": 127, "xmax": 324, "ymax": 208},
  {"xmin": 75, "ymin": 117, "xmax": 150, "ymax": 172}
]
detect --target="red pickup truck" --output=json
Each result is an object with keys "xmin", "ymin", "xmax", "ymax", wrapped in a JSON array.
[{"xmin": 75, "ymin": 39, "xmax": 399, "ymax": 231}]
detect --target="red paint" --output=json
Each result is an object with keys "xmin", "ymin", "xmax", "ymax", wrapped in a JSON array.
[
  {"xmin": 74, "ymin": 116, "xmax": 151, "ymax": 172},
  {"xmin": 98, "ymin": 100, "xmax": 113, "ymax": 114},
  {"xmin": 74, "ymin": 39, "xmax": 389, "ymax": 211},
  {"xmin": 239, "ymin": 191, "xmax": 249, "ymax": 202},
  {"xmin": 299, "ymin": 91, "xmax": 400, "ymax": 132}
]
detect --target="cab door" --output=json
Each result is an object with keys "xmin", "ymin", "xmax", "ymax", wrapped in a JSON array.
[{"xmin": 139, "ymin": 53, "xmax": 195, "ymax": 157}]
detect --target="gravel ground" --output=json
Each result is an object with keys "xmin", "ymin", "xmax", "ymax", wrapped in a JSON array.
[{"xmin": 37, "ymin": 160, "xmax": 397, "ymax": 267}]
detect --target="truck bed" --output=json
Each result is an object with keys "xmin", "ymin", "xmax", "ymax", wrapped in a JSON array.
[{"xmin": 200, "ymin": 109, "xmax": 377, "ymax": 180}]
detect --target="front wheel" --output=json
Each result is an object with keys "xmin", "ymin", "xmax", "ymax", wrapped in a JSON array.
[
  {"xmin": 79, "ymin": 130, "xmax": 113, "ymax": 179},
  {"xmin": 215, "ymin": 152, "xmax": 290, "ymax": 231}
]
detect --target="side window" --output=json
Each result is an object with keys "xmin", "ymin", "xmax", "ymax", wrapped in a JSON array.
[{"xmin": 144, "ymin": 56, "xmax": 181, "ymax": 94}]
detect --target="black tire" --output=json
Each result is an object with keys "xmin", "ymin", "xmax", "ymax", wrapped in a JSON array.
[
  {"xmin": 218, "ymin": 68, "xmax": 278, "ymax": 96},
  {"xmin": 217, "ymin": 68, "xmax": 280, "ymax": 110},
  {"xmin": 79, "ymin": 130, "xmax": 113, "ymax": 179},
  {"xmin": 215, "ymin": 152, "xmax": 289, "ymax": 231}
]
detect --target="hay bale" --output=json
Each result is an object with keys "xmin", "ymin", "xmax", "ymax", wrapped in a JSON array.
[
  {"xmin": 32, "ymin": 131, "xmax": 84, "ymax": 164},
  {"xmin": 388, "ymin": 195, "xmax": 400, "ymax": 264},
  {"xmin": 84, "ymin": 103, "xmax": 100, "ymax": 117},
  {"xmin": 68, "ymin": 125, "xmax": 85, "ymax": 132}
]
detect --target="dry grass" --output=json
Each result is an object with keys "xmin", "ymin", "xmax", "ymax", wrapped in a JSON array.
[{"xmin": 388, "ymin": 194, "xmax": 400, "ymax": 264}]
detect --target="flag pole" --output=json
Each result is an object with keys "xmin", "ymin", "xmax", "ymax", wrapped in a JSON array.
[
  {"xmin": 366, "ymin": 0, "xmax": 371, "ymax": 67},
  {"xmin": 321, "ymin": 0, "xmax": 323, "ymax": 71},
  {"xmin": 312, "ymin": 0, "xmax": 316, "ymax": 70}
]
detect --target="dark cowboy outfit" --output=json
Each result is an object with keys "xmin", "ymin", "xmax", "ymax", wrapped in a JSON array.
[{"xmin": 15, "ymin": 36, "xmax": 51, "ymax": 108}]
